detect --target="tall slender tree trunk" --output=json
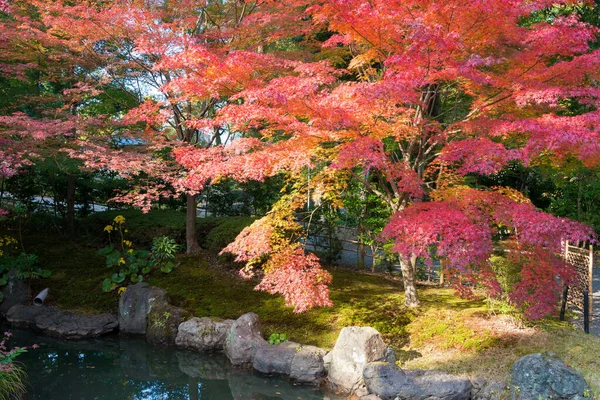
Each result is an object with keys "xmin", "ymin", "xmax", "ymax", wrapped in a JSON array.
[
  {"xmin": 186, "ymin": 193, "xmax": 201, "ymax": 254},
  {"xmin": 65, "ymin": 174, "xmax": 76, "ymax": 235},
  {"xmin": 400, "ymin": 255, "xmax": 420, "ymax": 307}
]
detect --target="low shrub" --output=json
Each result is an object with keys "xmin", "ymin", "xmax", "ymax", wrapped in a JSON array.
[
  {"xmin": 86, "ymin": 209, "xmax": 186, "ymax": 246},
  {"xmin": 205, "ymin": 216, "xmax": 257, "ymax": 253},
  {"xmin": 99, "ymin": 215, "xmax": 180, "ymax": 292}
]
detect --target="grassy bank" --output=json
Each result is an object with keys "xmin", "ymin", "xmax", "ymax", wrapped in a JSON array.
[{"xmin": 5, "ymin": 212, "xmax": 600, "ymax": 395}]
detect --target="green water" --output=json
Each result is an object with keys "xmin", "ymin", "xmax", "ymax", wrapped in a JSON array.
[{"xmin": 7, "ymin": 328, "xmax": 342, "ymax": 400}]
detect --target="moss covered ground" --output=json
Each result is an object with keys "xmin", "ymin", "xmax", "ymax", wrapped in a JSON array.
[{"xmin": 7, "ymin": 211, "xmax": 600, "ymax": 395}]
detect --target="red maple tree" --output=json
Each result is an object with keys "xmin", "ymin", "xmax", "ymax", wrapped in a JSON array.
[
  {"xmin": 172, "ymin": 0, "xmax": 598, "ymax": 314},
  {"xmin": 2, "ymin": 0, "xmax": 598, "ymax": 316}
]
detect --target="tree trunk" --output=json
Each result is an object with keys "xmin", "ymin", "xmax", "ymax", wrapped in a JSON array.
[
  {"xmin": 186, "ymin": 193, "xmax": 201, "ymax": 254},
  {"xmin": 358, "ymin": 241, "xmax": 366, "ymax": 270},
  {"xmin": 410, "ymin": 253, "xmax": 418, "ymax": 276},
  {"xmin": 65, "ymin": 174, "xmax": 76, "ymax": 235},
  {"xmin": 400, "ymin": 255, "xmax": 420, "ymax": 307}
]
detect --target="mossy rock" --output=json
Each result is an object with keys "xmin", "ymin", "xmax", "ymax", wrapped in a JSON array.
[{"xmin": 146, "ymin": 303, "xmax": 189, "ymax": 346}]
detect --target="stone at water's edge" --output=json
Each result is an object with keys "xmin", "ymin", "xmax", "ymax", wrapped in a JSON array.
[
  {"xmin": 146, "ymin": 303, "xmax": 188, "ymax": 346},
  {"xmin": 289, "ymin": 344, "xmax": 327, "ymax": 384},
  {"xmin": 405, "ymin": 370, "xmax": 472, "ymax": 400},
  {"xmin": 363, "ymin": 363, "xmax": 471, "ymax": 400},
  {"xmin": 4, "ymin": 304, "xmax": 39, "ymax": 328},
  {"xmin": 323, "ymin": 326, "xmax": 395, "ymax": 396},
  {"xmin": 0, "ymin": 271, "xmax": 30, "ymax": 315},
  {"xmin": 510, "ymin": 353, "xmax": 590, "ymax": 400},
  {"xmin": 253, "ymin": 341, "xmax": 299, "ymax": 375},
  {"xmin": 175, "ymin": 317, "xmax": 234, "ymax": 351},
  {"xmin": 363, "ymin": 362, "xmax": 414, "ymax": 399},
  {"xmin": 224, "ymin": 312, "xmax": 268, "ymax": 367},
  {"xmin": 6, "ymin": 305, "xmax": 118, "ymax": 339},
  {"xmin": 118, "ymin": 282, "xmax": 169, "ymax": 335},
  {"xmin": 252, "ymin": 340, "xmax": 327, "ymax": 384},
  {"xmin": 471, "ymin": 378, "xmax": 507, "ymax": 400}
]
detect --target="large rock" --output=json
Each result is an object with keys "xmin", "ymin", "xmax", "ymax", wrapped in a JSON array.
[
  {"xmin": 253, "ymin": 341, "xmax": 299, "ymax": 375},
  {"xmin": 6, "ymin": 305, "xmax": 118, "ymax": 339},
  {"xmin": 118, "ymin": 282, "xmax": 169, "ymax": 335},
  {"xmin": 224, "ymin": 312, "xmax": 268, "ymax": 367},
  {"xmin": 364, "ymin": 364, "xmax": 471, "ymax": 400},
  {"xmin": 323, "ymin": 326, "xmax": 395, "ymax": 396},
  {"xmin": 510, "ymin": 353, "xmax": 590, "ymax": 400},
  {"xmin": 289, "ymin": 344, "xmax": 327, "ymax": 384},
  {"xmin": 4, "ymin": 304, "xmax": 40, "ymax": 328},
  {"xmin": 407, "ymin": 370, "xmax": 472, "ymax": 400},
  {"xmin": 146, "ymin": 303, "xmax": 188, "ymax": 346},
  {"xmin": 363, "ymin": 362, "xmax": 415, "ymax": 399},
  {"xmin": 472, "ymin": 378, "xmax": 507, "ymax": 400},
  {"xmin": 0, "ymin": 272, "xmax": 30, "ymax": 315},
  {"xmin": 175, "ymin": 317, "xmax": 234, "ymax": 351}
]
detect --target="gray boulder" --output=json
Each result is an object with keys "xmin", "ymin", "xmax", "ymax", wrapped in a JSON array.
[
  {"xmin": 224, "ymin": 312, "xmax": 268, "ymax": 367},
  {"xmin": 510, "ymin": 353, "xmax": 590, "ymax": 400},
  {"xmin": 361, "ymin": 396, "xmax": 383, "ymax": 400},
  {"xmin": 407, "ymin": 370, "xmax": 472, "ymax": 400},
  {"xmin": 363, "ymin": 362, "xmax": 415, "ymax": 399},
  {"xmin": 0, "ymin": 272, "xmax": 30, "ymax": 315},
  {"xmin": 253, "ymin": 341, "xmax": 299, "ymax": 375},
  {"xmin": 323, "ymin": 326, "xmax": 395, "ymax": 396},
  {"xmin": 5, "ymin": 304, "xmax": 40, "ymax": 328},
  {"xmin": 146, "ymin": 304, "xmax": 188, "ymax": 346},
  {"xmin": 6, "ymin": 305, "xmax": 118, "ymax": 339},
  {"xmin": 175, "ymin": 317, "xmax": 234, "ymax": 351},
  {"xmin": 118, "ymin": 282, "xmax": 169, "ymax": 335},
  {"xmin": 472, "ymin": 378, "xmax": 507, "ymax": 400},
  {"xmin": 289, "ymin": 344, "xmax": 327, "ymax": 384},
  {"xmin": 364, "ymin": 364, "xmax": 471, "ymax": 400}
]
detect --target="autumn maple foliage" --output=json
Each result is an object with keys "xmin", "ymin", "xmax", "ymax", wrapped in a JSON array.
[
  {"xmin": 172, "ymin": 0, "xmax": 599, "ymax": 315},
  {"xmin": 2, "ymin": 0, "xmax": 599, "ymax": 316}
]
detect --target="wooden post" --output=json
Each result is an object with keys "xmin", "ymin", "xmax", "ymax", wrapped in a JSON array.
[
  {"xmin": 560, "ymin": 285, "xmax": 568, "ymax": 321},
  {"xmin": 584, "ymin": 290, "xmax": 590, "ymax": 334},
  {"xmin": 589, "ymin": 244, "xmax": 594, "ymax": 323}
]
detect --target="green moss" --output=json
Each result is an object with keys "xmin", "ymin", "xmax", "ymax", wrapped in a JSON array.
[
  {"xmin": 407, "ymin": 308, "xmax": 497, "ymax": 352},
  {"xmin": 21, "ymin": 232, "xmax": 117, "ymax": 314},
  {"xmin": 8, "ymin": 224, "xmax": 600, "ymax": 395}
]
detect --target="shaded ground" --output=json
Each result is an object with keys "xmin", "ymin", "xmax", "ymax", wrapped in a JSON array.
[{"xmin": 4, "ymin": 212, "xmax": 600, "ymax": 396}]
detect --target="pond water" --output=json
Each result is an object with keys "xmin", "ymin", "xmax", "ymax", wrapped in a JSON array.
[{"xmin": 6, "ymin": 327, "xmax": 343, "ymax": 400}]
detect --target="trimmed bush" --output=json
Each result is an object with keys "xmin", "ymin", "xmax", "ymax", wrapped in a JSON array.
[
  {"xmin": 205, "ymin": 216, "xmax": 256, "ymax": 253},
  {"xmin": 85, "ymin": 209, "xmax": 186, "ymax": 246}
]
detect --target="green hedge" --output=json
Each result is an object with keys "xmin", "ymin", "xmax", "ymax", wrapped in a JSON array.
[
  {"xmin": 85, "ymin": 209, "xmax": 186, "ymax": 246},
  {"xmin": 205, "ymin": 216, "xmax": 256, "ymax": 253},
  {"xmin": 85, "ymin": 210, "xmax": 255, "ymax": 252}
]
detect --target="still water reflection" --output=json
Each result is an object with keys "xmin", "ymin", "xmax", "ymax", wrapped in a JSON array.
[{"xmin": 7, "ymin": 328, "xmax": 342, "ymax": 400}]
